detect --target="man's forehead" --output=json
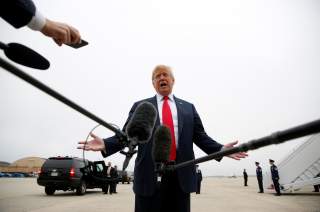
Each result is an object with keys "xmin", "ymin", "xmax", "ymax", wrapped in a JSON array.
[
  {"xmin": 153, "ymin": 68, "xmax": 171, "ymax": 75},
  {"xmin": 152, "ymin": 68, "xmax": 174, "ymax": 79}
]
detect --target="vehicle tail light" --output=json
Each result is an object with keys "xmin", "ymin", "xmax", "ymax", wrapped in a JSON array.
[{"xmin": 70, "ymin": 167, "xmax": 75, "ymax": 177}]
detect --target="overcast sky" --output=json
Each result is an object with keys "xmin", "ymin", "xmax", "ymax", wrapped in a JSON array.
[{"xmin": 0, "ymin": 0, "xmax": 319, "ymax": 176}]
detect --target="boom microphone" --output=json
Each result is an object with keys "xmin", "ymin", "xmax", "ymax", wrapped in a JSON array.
[
  {"xmin": 152, "ymin": 125, "xmax": 173, "ymax": 185},
  {"xmin": 125, "ymin": 101, "xmax": 157, "ymax": 145},
  {"xmin": 121, "ymin": 101, "xmax": 157, "ymax": 171},
  {"xmin": 152, "ymin": 125, "xmax": 172, "ymax": 163},
  {"xmin": 0, "ymin": 41, "xmax": 50, "ymax": 70}
]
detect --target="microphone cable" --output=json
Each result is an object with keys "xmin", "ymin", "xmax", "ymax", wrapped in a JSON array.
[{"xmin": 82, "ymin": 123, "xmax": 121, "ymax": 182}]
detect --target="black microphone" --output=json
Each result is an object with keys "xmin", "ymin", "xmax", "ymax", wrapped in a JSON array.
[
  {"xmin": 152, "ymin": 125, "xmax": 172, "ymax": 182},
  {"xmin": 0, "ymin": 41, "xmax": 50, "ymax": 70},
  {"xmin": 125, "ymin": 101, "xmax": 157, "ymax": 145},
  {"xmin": 152, "ymin": 125, "xmax": 172, "ymax": 163},
  {"xmin": 121, "ymin": 101, "xmax": 157, "ymax": 170}
]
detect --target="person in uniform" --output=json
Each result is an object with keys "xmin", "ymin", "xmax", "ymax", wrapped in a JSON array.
[
  {"xmin": 243, "ymin": 169, "xmax": 248, "ymax": 187},
  {"xmin": 255, "ymin": 162, "xmax": 264, "ymax": 193},
  {"xmin": 313, "ymin": 173, "xmax": 320, "ymax": 192},
  {"xmin": 269, "ymin": 159, "xmax": 281, "ymax": 196}
]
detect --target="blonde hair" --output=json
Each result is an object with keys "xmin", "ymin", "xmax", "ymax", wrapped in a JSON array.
[{"xmin": 152, "ymin": 65, "xmax": 174, "ymax": 80}]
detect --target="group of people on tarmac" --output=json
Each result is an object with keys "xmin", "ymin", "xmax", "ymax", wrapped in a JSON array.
[
  {"xmin": 104, "ymin": 161, "xmax": 119, "ymax": 195},
  {"xmin": 243, "ymin": 159, "xmax": 320, "ymax": 196},
  {"xmin": 243, "ymin": 159, "xmax": 281, "ymax": 196}
]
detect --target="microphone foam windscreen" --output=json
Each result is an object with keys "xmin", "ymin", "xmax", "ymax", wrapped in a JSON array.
[
  {"xmin": 152, "ymin": 125, "xmax": 172, "ymax": 163},
  {"xmin": 5, "ymin": 43, "xmax": 50, "ymax": 70},
  {"xmin": 126, "ymin": 101, "xmax": 157, "ymax": 144}
]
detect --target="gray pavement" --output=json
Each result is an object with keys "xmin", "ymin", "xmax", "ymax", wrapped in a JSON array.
[{"xmin": 0, "ymin": 177, "xmax": 319, "ymax": 212}]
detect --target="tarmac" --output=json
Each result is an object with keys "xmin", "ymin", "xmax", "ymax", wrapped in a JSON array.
[{"xmin": 0, "ymin": 177, "xmax": 319, "ymax": 212}]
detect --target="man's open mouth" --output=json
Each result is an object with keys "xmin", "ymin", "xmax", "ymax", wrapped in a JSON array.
[{"xmin": 160, "ymin": 82, "xmax": 167, "ymax": 87}]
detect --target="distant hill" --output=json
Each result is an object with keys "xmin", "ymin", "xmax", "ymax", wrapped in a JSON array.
[{"xmin": 0, "ymin": 161, "xmax": 10, "ymax": 166}]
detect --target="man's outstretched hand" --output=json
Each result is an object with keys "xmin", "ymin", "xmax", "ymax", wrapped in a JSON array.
[
  {"xmin": 223, "ymin": 141, "xmax": 248, "ymax": 160},
  {"xmin": 77, "ymin": 133, "xmax": 105, "ymax": 152}
]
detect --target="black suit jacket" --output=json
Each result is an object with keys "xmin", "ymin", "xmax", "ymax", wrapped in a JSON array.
[
  {"xmin": 1, "ymin": 0, "xmax": 36, "ymax": 28},
  {"xmin": 102, "ymin": 95, "xmax": 223, "ymax": 196}
]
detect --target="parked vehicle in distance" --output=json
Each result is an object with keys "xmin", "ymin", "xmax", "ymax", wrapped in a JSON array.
[
  {"xmin": 118, "ymin": 170, "xmax": 133, "ymax": 184},
  {"xmin": 11, "ymin": 173, "xmax": 25, "ymax": 178},
  {"xmin": 0, "ymin": 173, "xmax": 12, "ymax": 177},
  {"xmin": 37, "ymin": 157, "xmax": 109, "ymax": 195}
]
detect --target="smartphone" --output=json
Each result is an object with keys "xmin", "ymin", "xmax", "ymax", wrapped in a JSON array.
[{"xmin": 66, "ymin": 39, "xmax": 88, "ymax": 48}]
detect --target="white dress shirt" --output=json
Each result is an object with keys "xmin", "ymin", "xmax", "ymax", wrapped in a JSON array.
[
  {"xmin": 28, "ymin": 9, "xmax": 46, "ymax": 31},
  {"xmin": 155, "ymin": 93, "xmax": 179, "ymax": 148}
]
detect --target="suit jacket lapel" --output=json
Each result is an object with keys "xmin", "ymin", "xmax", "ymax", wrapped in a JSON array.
[
  {"xmin": 148, "ymin": 96, "xmax": 160, "ymax": 126},
  {"xmin": 174, "ymin": 96, "xmax": 184, "ymax": 138}
]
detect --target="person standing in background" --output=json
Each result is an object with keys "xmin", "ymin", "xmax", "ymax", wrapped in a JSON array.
[
  {"xmin": 269, "ymin": 159, "xmax": 281, "ymax": 196},
  {"xmin": 111, "ymin": 165, "xmax": 119, "ymax": 194},
  {"xmin": 104, "ymin": 161, "xmax": 114, "ymax": 195},
  {"xmin": 255, "ymin": 162, "xmax": 264, "ymax": 193},
  {"xmin": 313, "ymin": 173, "xmax": 320, "ymax": 192},
  {"xmin": 243, "ymin": 169, "xmax": 248, "ymax": 187}
]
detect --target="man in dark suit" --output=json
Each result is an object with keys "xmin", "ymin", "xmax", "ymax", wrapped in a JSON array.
[
  {"xmin": 111, "ymin": 165, "xmax": 119, "ymax": 194},
  {"xmin": 255, "ymin": 162, "xmax": 264, "ymax": 193},
  {"xmin": 104, "ymin": 161, "xmax": 114, "ymax": 194},
  {"xmin": 78, "ymin": 65, "xmax": 248, "ymax": 212},
  {"xmin": 1, "ymin": 0, "xmax": 81, "ymax": 46},
  {"xmin": 269, "ymin": 159, "xmax": 281, "ymax": 196}
]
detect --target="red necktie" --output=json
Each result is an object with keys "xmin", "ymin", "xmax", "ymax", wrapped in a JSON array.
[{"xmin": 162, "ymin": 96, "xmax": 176, "ymax": 161}]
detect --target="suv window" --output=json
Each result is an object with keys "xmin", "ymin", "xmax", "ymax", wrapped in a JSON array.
[
  {"xmin": 43, "ymin": 160, "xmax": 73, "ymax": 168},
  {"xmin": 95, "ymin": 164, "xmax": 104, "ymax": 173},
  {"xmin": 74, "ymin": 161, "xmax": 86, "ymax": 168}
]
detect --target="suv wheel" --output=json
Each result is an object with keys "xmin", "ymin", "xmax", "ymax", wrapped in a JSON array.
[
  {"xmin": 45, "ymin": 186, "xmax": 55, "ymax": 195},
  {"xmin": 76, "ymin": 181, "xmax": 86, "ymax": 195}
]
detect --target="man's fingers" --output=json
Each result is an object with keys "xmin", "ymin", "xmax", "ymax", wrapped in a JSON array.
[
  {"xmin": 69, "ymin": 25, "xmax": 81, "ymax": 43},
  {"xmin": 77, "ymin": 145, "xmax": 92, "ymax": 151},
  {"xmin": 227, "ymin": 151, "xmax": 248, "ymax": 160},
  {"xmin": 90, "ymin": 133, "xmax": 98, "ymax": 139},
  {"xmin": 240, "ymin": 152, "xmax": 249, "ymax": 157},
  {"xmin": 64, "ymin": 25, "xmax": 71, "ymax": 44},
  {"xmin": 229, "ymin": 140, "xmax": 238, "ymax": 146},
  {"xmin": 53, "ymin": 38, "xmax": 63, "ymax": 46}
]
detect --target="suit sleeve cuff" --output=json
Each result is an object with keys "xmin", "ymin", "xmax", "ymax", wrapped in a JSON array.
[
  {"xmin": 27, "ymin": 9, "xmax": 46, "ymax": 31},
  {"xmin": 101, "ymin": 141, "xmax": 107, "ymax": 157},
  {"xmin": 216, "ymin": 145, "xmax": 224, "ymax": 162}
]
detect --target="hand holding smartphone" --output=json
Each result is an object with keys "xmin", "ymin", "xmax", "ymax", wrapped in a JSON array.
[{"xmin": 66, "ymin": 39, "xmax": 88, "ymax": 49}]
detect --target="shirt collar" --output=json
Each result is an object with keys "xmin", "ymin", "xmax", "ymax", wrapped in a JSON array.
[{"xmin": 156, "ymin": 93, "xmax": 174, "ymax": 102}]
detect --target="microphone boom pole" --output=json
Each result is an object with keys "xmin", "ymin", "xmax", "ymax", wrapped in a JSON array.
[
  {"xmin": 168, "ymin": 119, "xmax": 320, "ymax": 171},
  {"xmin": 0, "ymin": 56, "xmax": 127, "ymax": 141}
]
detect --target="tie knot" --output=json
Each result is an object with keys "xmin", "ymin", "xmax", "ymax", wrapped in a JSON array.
[{"xmin": 163, "ymin": 96, "xmax": 169, "ymax": 101}]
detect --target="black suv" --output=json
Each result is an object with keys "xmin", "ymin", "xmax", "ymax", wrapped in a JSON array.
[{"xmin": 37, "ymin": 157, "xmax": 109, "ymax": 195}]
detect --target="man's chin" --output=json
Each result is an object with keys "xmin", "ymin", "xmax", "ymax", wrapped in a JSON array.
[{"xmin": 158, "ymin": 90, "xmax": 171, "ymax": 96}]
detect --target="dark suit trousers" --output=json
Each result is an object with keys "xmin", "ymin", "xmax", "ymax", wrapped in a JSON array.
[
  {"xmin": 196, "ymin": 180, "xmax": 202, "ymax": 194},
  {"xmin": 257, "ymin": 177, "xmax": 264, "ymax": 192},
  {"xmin": 135, "ymin": 171, "xmax": 190, "ymax": 212},
  {"xmin": 105, "ymin": 177, "xmax": 112, "ymax": 194},
  {"xmin": 272, "ymin": 179, "xmax": 281, "ymax": 194}
]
